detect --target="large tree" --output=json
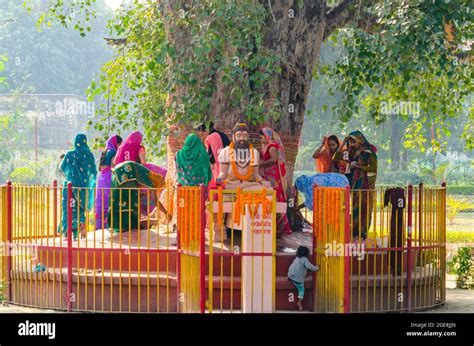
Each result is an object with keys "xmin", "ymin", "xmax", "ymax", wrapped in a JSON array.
[{"xmin": 34, "ymin": 0, "xmax": 473, "ymax": 183}]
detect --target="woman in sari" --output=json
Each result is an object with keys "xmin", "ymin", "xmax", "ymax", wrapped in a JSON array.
[
  {"xmin": 60, "ymin": 133, "xmax": 97, "ymax": 239},
  {"xmin": 259, "ymin": 127, "xmax": 292, "ymax": 236},
  {"xmin": 114, "ymin": 131, "xmax": 144, "ymax": 166},
  {"xmin": 114, "ymin": 131, "xmax": 167, "ymax": 213},
  {"xmin": 312, "ymin": 135, "xmax": 347, "ymax": 174},
  {"xmin": 334, "ymin": 130, "xmax": 378, "ymax": 240},
  {"xmin": 95, "ymin": 135, "xmax": 122, "ymax": 229},
  {"xmin": 176, "ymin": 133, "xmax": 213, "ymax": 187},
  {"xmin": 205, "ymin": 132, "xmax": 224, "ymax": 187},
  {"xmin": 109, "ymin": 161, "xmax": 166, "ymax": 232}
]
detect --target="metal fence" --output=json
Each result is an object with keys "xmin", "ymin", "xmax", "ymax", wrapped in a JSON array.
[
  {"xmin": 0, "ymin": 181, "xmax": 446, "ymax": 313},
  {"xmin": 313, "ymin": 184, "xmax": 446, "ymax": 312}
]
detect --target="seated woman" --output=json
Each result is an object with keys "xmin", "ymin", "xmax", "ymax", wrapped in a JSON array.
[
  {"xmin": 108, "ymin": 161, "xmax": 166, "ymax": 233},
  {"xmin": 176, "ymin": 133, "xmax": 213, "ymax": 187},
  {"xmin": 157, "ymin": 133, "xmax": 212, "ymax": 233},
  {"xmin": 114, "ymin": 131, "xmax": 167, "ymax": 218},
  {"xmin": 313, "ymin": 135, "xmax": 347, "ymax": 174}
]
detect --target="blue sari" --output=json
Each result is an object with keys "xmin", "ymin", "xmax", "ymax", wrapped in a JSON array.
[
  {"xmin": 59, "ymin": 134, "xmax": 97, "ymax": 237},
  {"xmin": 295, "ymin": 173, "xmax": 349, "ymax": 211}
]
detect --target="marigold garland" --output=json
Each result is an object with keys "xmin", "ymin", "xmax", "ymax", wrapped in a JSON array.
[
  {"xmin": 229, "ymin": 142, "xmax": 254, "ymax": 181},
  {"xmin": 233, "ymin": 188, "xmax": 272, "ymax": 226},
  {"xmin": 217, "ymin": 186, "xmax": 223, "ymax": 227}
]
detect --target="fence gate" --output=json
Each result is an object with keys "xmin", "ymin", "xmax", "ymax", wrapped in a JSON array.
[
  {"xmin": 177, "ymin": 186, "xmax": 205, "ymax": 313},
  {"xmin": 313, "ymin": 187, "xmax": 349, "ymax": 313}
]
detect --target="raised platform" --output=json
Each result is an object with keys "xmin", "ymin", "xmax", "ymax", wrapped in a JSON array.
[{"xmin": 7, "ymin": 228, "xmax": 444, "ymax": 312}]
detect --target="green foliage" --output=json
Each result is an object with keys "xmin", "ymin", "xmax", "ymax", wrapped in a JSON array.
[
  {"xmin": 446, "ymin": 196, "xmax": 474, "ymax": 224},
  {"xmin": 82, "ymin": 0, "xmax": 279, "ymax": 153},
  {"xmin": 447, "ymin": 186, "xmax": 474, "ymax": 195},
  {"xmin": 319, "ymin": 0, "xmax": 473, "ymax": 151},
  {"xmin": 447, "ymin": 247, "xmax": 473, "ymax": 289},
  {"xmin": 0, "ymin": 54, "xmax": 7, "ymax": 86},
  {"xmin": 378, "ymin": 170, "xmax": 422, "ymax": 185},
  {"xmin": 32, "ymin": 0, "xmax": 473, "ymax": 160},
  {"xmin": 10, "ymin": 167, "xmax": 36, "ymax": 183},
  {"xmin": 0, "ymin": 111, "xmax": 33, "ymax": 182}
]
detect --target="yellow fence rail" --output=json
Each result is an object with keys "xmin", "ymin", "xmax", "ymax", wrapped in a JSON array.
[
  {"xmin": 312, "ymin": 184, "xmax": 447, "ymax": 313},
  {"xmin": 207, "ymin": 188, "xmax": 277, "ymax": 313},
  {"xmin": 2, "ymin": 182, "xmax": 181, "ymax": 312},
  {"xmin": 1, "ymin": 180, "xmax": 447, "ymax": 313}
]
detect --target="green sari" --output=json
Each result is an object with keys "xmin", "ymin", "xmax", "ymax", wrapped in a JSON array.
[
  {"xmin": 108, "ymin": 161, "xmax": 165, "ymax": 232},
  {"xmin": 176, "ymin": 133, "xmax": 212, "ymax": 186}
]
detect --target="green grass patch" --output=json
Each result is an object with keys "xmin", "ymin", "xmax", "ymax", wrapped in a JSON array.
[
  {"xmin": 447, "ymin": 231, "xmax": 474, "ymax": 243},
  {"xmin": 447, "ymin": 186, "xmax": 474, "ymax": 195}
]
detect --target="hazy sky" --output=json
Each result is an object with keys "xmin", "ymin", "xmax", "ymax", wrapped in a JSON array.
[{"xmin": 105, "ymin": 0, "xmax": 122, "ymax": 10}]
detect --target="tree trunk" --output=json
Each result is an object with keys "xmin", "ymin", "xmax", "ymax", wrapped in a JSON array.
[
  {"xmin": 163, "ymin": 1, "xmax": 327, "ymax": 186},
  {"xmin": 390, "ymin": 113, "xmax": 401, "ymax": 170}
]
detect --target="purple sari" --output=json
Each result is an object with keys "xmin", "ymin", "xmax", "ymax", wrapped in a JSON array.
[{"xmin": 95, "ymin": 135, "xmax": 120, "ymax": 228}]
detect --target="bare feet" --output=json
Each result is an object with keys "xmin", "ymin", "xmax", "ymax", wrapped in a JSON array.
[
  {"xmin": 79, "ymin": 223, "xmax": 87, "ymax": 239},
  {"xmin": 297, "ymin": 299, "xmax": 303, "ymax": 311}
]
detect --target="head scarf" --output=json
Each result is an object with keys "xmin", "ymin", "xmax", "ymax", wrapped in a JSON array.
[
  {"xmin": 348, "ymin": 130, "xmax": 377, "ymax": 157},
  {"xmin": 176, "ymin": 133, "xmax": 212, "ymax": 186},
  {"xmin": 114, "ymin": 131, "xmax": 143, "ymax": 165},
  {"xmin": 106, "ymin": 135, "xmax": 121, "ymax": 151},
  {"xmin": 60, "ymin": 133, "xmax": 97, "ymax": 207},
  {"xmin": 261, "ymin": 127, "xmax": 288, "ymax": 190},
  {"xmin": 261, "ymin": 127, "xmax": 287, "ymax": 167},
  {"xmin": 316, "ymin": 135, "xmax": 341, "ymax": 173},
  {"xmin": 205, "ymin": 132, "xmax": 224, "ymax": 181}
]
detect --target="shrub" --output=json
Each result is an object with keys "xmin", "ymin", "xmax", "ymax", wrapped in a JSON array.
[
  {"xmin": 446, "ymin": 197, "xmax": 474, "ymax": 225},
  {"xmin": 378, "ymin": 171, "xmax": 421, "ymax": 185},
  {"xmin": 447, "ymin": 247, "xmax": 473, "ymax": 289}
]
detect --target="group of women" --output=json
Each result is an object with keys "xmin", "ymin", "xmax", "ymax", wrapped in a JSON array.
[
  {"xmin": 59, "ymin": 127, "xmax": 378, "ymax": 241},
  {"xmin": 313, "ymin": 130, "xmax": 378, "ymax": 239},
  {"xmin": 59, "ymin": 131, "xmax": 167, "ymax": 239}
]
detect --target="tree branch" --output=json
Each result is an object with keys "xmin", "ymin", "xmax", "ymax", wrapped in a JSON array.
[{"xmin": 324, "ymin": 0, "xmax": 377, "ymax": 40}]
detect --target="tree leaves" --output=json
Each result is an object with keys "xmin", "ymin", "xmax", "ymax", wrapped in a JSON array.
[{"xmin": 319, "ymin": 0, "xmax": 473, "ymax": 151}]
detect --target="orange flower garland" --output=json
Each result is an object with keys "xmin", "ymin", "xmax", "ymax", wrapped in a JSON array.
[
  {"xmin": 217, "ymin": 186, "xmax": 224, "ymax": 227},
  {"xmin": 229, "ymin": 142, "xmax": 254, "ymax": 181},
  {"xmin": 233, "ymin": 188, "xmax": 272, "ymax": 226}
]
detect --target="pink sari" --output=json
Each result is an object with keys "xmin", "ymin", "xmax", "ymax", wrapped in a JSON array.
[
  {"xmin": 261, "ymin": 127, "xmax": 292, "ymax": 235},
  {"xmin": 205, "ymin": 132, "xmax": 224, "ymax": 185},
  {"xmin": 114, "ymin": 131, "xmax": 143, "ymax": 165}
]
